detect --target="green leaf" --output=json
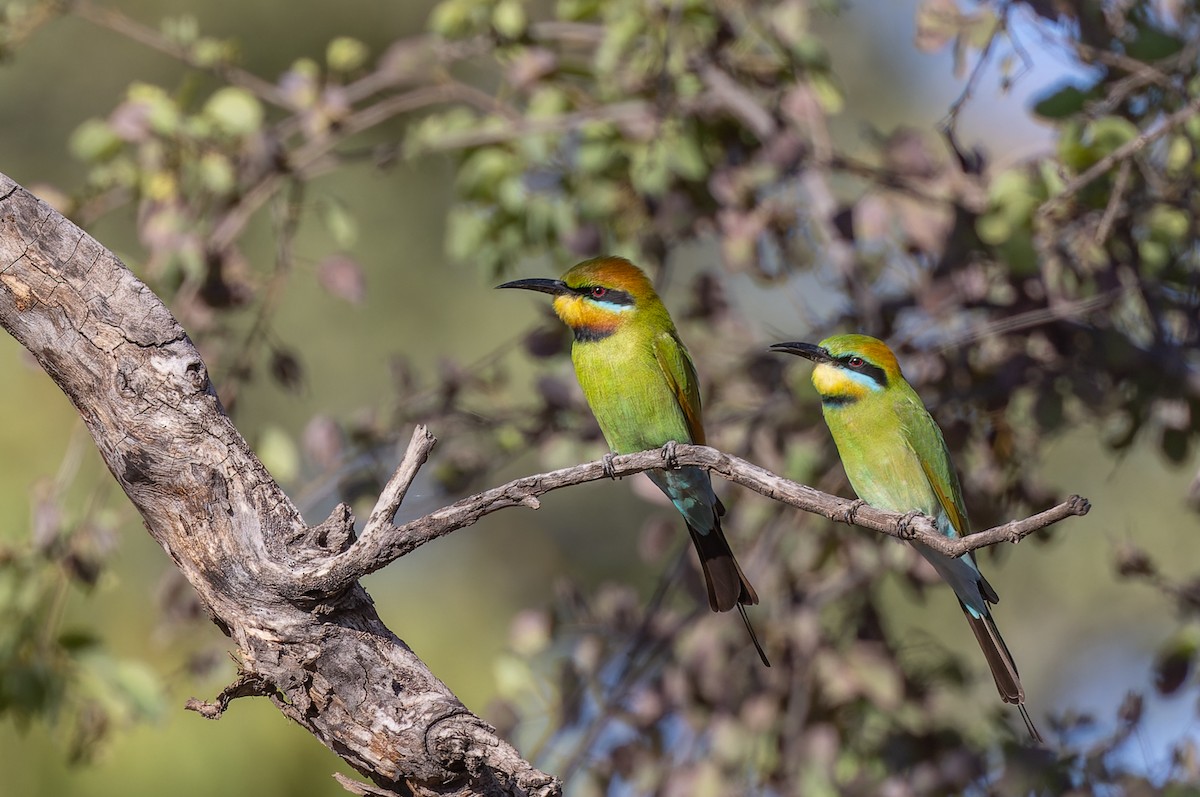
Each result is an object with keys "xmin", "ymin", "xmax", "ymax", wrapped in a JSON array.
[
  {"xmin": 556, "ymin": 0, "xmax": 602, "ymax": 21},
  {"xmin": 457, "ymin": 148, "xmax": 517, "ymax": 195},
  {"xmin": 975, "ymin": 211, "xmax": 1011, "ymax": 246},
  {"xmin": 492, "ymin": 0, "xmax": 527, "ymax": 38},
  {"xmin": 1166, "ymin": 136, "xmax": 1191, "ymax": 174},
  {"xmin": 1032, "ymin": 84, "xmax": 1089, "ymax": 120},
  {"xmin": 446, "ymin": 205, "xmax": 494, "ymax": 263},
  {"xmin": 1146, "ymin": 204, "xmax": 1189, "ymax": 243},
  {"xmin": 68, "ymin": 119, "xmax": 122, "ymax": 163},
  {"xmin": 160, "ymin": 15, "xmax": 199, "ymax": 45},
  {"xmin": 319, "ymin": 197, "xmax": 359, "ymax": 249},
  {"xmin": 256, "ymin": 425, "xmax": 300, "ymax": 484},
  {"xmin": 668, "ymin": 135, "xmax": 706, "ymax": 181},
  {"xmin": 191, "ymin": 37, "xmax": 236, "ymax": 68},
  {"xmin": 1161, "ymin": 427, "xmax": 1189, "ymax": 464},
  {"xmin": 327, "ymin": 36, "xmax": 369, "ymax": 72},
  {"xmin": 493, "ymin": 653, "xmax": 536, "ymax": 699},
  {"xmin": 1056, "ymin": 119, "xmax": 1091, "ymax": 171},
  {"xmin": 576, "ymin": 141, "xmax": 614, "ymax": 174},
  {"xmin": 197, "ymin": 151, "xmax": 236, "ymax": 195},
  {"xmin": 1125, "ymin": 26, "xmax": 1184, "ymax": 62},
  {"xmin": 809, "ymin": 73, "xmax": 843, "ymax": 114},
  {"xmin": 429, "ymin": 0, "xmax": 487, "ymax": 38},
  {"xmin": 1138, "ymin": 239, "xmax": 1170, "ymax": 272},
  {"xmin": 126, "ymin": 82, "xmax": 181, "ymax": 135},
  {"xmin": 58, "ymin": 631, "xmax": 101, "ymax": 652},
  {"xmin": 528, "ymin": 85, "xmax": 569, "ymax": 118},
  {"xmin": 1087, "ymin": 116, "xmax": 1140, "ymax": 152},
  {"xmin": 203, "ymin": 86, "xmax": 264, "ymax": 137},
  {"xmin": 1153, "ymin": 631, "xmax": 1197, "ymax": 695}
]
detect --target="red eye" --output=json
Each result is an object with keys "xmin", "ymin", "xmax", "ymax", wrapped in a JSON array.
[
  {"xmin": 590, "ymin": 286, "xmax": 608, "ymax": 298},
  {"xmin": 847, "ymin": 356, "xmax": 865, "ymax": 368}
]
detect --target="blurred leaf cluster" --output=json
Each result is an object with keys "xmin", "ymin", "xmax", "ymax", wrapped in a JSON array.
[
  {"xmin": 0, "ymin": 479, "xmax": 163, "ymax": 763},
  {"xmin": 2, "ymin": 0, "xmax": 1200, "ymax": 793},
  {"xmin": 420, "ymin": 0, "xmax": 843, "ymax": 275}
]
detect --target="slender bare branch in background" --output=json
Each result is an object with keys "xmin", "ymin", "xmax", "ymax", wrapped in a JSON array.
[{"xmin": 1041, "ymin": 92, "xmax": 1200, "ymax": 217}]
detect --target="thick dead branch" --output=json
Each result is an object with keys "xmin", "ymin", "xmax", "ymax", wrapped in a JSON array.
[{"xmin": 0, "ymin": 173, "xmax": 558, "ymax": 797}]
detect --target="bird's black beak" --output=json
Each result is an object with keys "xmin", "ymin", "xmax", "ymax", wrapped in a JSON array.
[
  {"xmin": 495, "ymin": 278, "xmax": 572, "ymax": 296},
  {"xmin": 769, "ymin": 341, "xmax": 834, "ymax": 363}
]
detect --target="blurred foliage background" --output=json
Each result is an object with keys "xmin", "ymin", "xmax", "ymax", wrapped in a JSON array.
[{"xmin": 2, "ymin": 0, "xmax": 1200, "ymax": 794}]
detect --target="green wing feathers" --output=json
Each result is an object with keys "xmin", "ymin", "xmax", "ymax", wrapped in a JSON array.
[
  {"xmin": 653, "ymin": 330, "xmax": 706, "ymax": 445},
  {"xmin": 900, "ymin": 392, "xmax": 969, "ymax": 536}
]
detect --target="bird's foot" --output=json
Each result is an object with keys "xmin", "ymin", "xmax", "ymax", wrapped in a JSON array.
[
  {"xmin": 839, "ymin": 499, "xmax": 867, "ymax": 525},
  {"xmin": 1007, "ymin": 523, "xmax": 1024, "ymax": 544},
  {"xmin": 601, "ymin": 452, "xmax": 619, "ymax": 480},
  {"xmin": 896, "ymin": 509, "xmax": 924, "ymax": 540},
  {"xmin": 660, "ymin": 440, "xmax": 679, "ymax": 469}
]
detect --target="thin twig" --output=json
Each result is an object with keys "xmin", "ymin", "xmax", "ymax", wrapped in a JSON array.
[
  {"xmin": 418, "ymin": 101, "xmax": 653, "ymax": 152},
  {"xmin": 290, "ymin": 437, "xmax": 1091, "ymax": 597},
  {"xmin": 72, "ymin": 1, "xmax": 289, "ymax": 108},
  {"xmin": 362, "ymin": 425, "xmax": 436, "ymax": 539},
  {"xmin": 184, "ymin": 665, "xmax": 276, "ymax": 719},
  {"xmin": 1042, "ymin": 93, "xmax": 1200, "ymax": 218},
  {"xmin": 949, "ymin": 286, "xmax": 1126, "ymax": 347},
  {"xmin": 214, "ymin": 179, "xmax": 304, "ymax": 401},
  {"xmin": 331, "ymin": 773, "xmax": 398, "ymax": 797},
  {"xmin": 940, "ymin": 8, "xmax": 1006, "ymax": 137},
  {"xmin": 1095, "ymin": 157, "xmax": 1132, "ymax": 243},
  {"xmin": 1075, "ymin": 37, "xmax": 1200, "ymax": 117},
  {"xmin": 208, "ymin": 82, "xmax": 513, "ymax": 253}
]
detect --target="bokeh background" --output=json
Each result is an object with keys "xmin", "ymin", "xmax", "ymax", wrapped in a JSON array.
[{"xmin": 2, "ymin": 0, "xmax": 1199, "ymax": 795}]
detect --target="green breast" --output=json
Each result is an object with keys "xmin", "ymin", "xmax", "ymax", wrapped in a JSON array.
[
  {"xmin": 821, "ymin": 396, "xmax": 941, "ymax": 516},
  {"xmin": 571, "ymin": 329, "xmax": 692, "ymax": 454}
]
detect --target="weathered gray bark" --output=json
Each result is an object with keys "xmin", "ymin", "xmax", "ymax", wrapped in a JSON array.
[{"xmin": 0, "ymin": 173, "xmax": 559, "ymax": 797}]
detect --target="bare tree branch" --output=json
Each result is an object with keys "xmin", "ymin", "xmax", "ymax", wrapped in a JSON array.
[
  {"xmin": 297, "ymin": 434, "xmax": 1091, "ymax": 597},
  {"xmin": 363, "ymin": 425, "xmax": 437, "ymax": 538},
  {"xmin": 0, "ymin": 172, "xmax": 558, "ymax": 797}
]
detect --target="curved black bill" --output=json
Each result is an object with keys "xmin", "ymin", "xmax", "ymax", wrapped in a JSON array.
[
  {"xmin": 495, "ymin": 278, "xmax": 571, "ymax": 296},
  {"xmin": 769, "ymin": 341, "xmax": 833, "ymax": 363}
]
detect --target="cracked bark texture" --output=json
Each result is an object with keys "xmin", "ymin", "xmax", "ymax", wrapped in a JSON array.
[{"xmin": 0, "ymin": 173, "xmax": 559, "ymax": 797}]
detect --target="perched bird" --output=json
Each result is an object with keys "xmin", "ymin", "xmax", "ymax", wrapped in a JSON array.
[
  {"xmin": 770, "ymin": 334, "xmax": 1041, "ymax": 741},
  {"xmin": 499, "ymin": 257, "xmax": 768, "ymax": 666}
]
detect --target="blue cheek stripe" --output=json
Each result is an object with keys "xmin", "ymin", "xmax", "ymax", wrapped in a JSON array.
[
  {"xmin": 844, "ymin": 369, "xmax": 884, "ymax": 392},
  {"xmin": 594, "ymin": 300, "xmax": 634, "ymax": 313}
]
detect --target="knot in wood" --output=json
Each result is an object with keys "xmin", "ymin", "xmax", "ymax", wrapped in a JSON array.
[{"xmin": 185, "ymin": 359, "xmax": 210, "ymax": 393}]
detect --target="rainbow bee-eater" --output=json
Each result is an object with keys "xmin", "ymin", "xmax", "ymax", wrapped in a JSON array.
[
  {"xmin": 499, "ymin": 257, "xmax": 768, "ymax": 667},
  {"xmin": 771, "ymin": 334, "xmax": 1041, "ymax": 741}
]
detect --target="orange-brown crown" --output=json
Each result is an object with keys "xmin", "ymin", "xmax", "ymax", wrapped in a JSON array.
[
  {"xmin": 551, "ymin": 257, "xmax": 670, "ymax": 338},
  {"xmin": 560, "ymin": 256, "xmax": 656, "ymax": 296},
  {"xmin": 819, "ymin": 335, "xmax": 902, "ymax": 381}
]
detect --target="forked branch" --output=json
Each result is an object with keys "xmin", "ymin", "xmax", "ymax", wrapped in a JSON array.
[{"xmin": 301, "ymin": 429, "xmax": 1091, "ymax": 594}]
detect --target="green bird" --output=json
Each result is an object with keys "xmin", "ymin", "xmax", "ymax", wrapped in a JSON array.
[
  {"xmin": 499, "ymin": 256, "xmax": 768, "ymax": 666},
  {"xmin": 771, "ymin": 334, "xmax": 1041, "ymax": 741}
]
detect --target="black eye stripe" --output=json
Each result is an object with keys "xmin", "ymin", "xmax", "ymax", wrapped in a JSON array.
[
  {"xmin": 836, "ymin": 354, "xmax": 888, "ymax": 388},
  {"xmin": 573, "ymin": 286, "xmax": 635, "ymax": 306}
]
